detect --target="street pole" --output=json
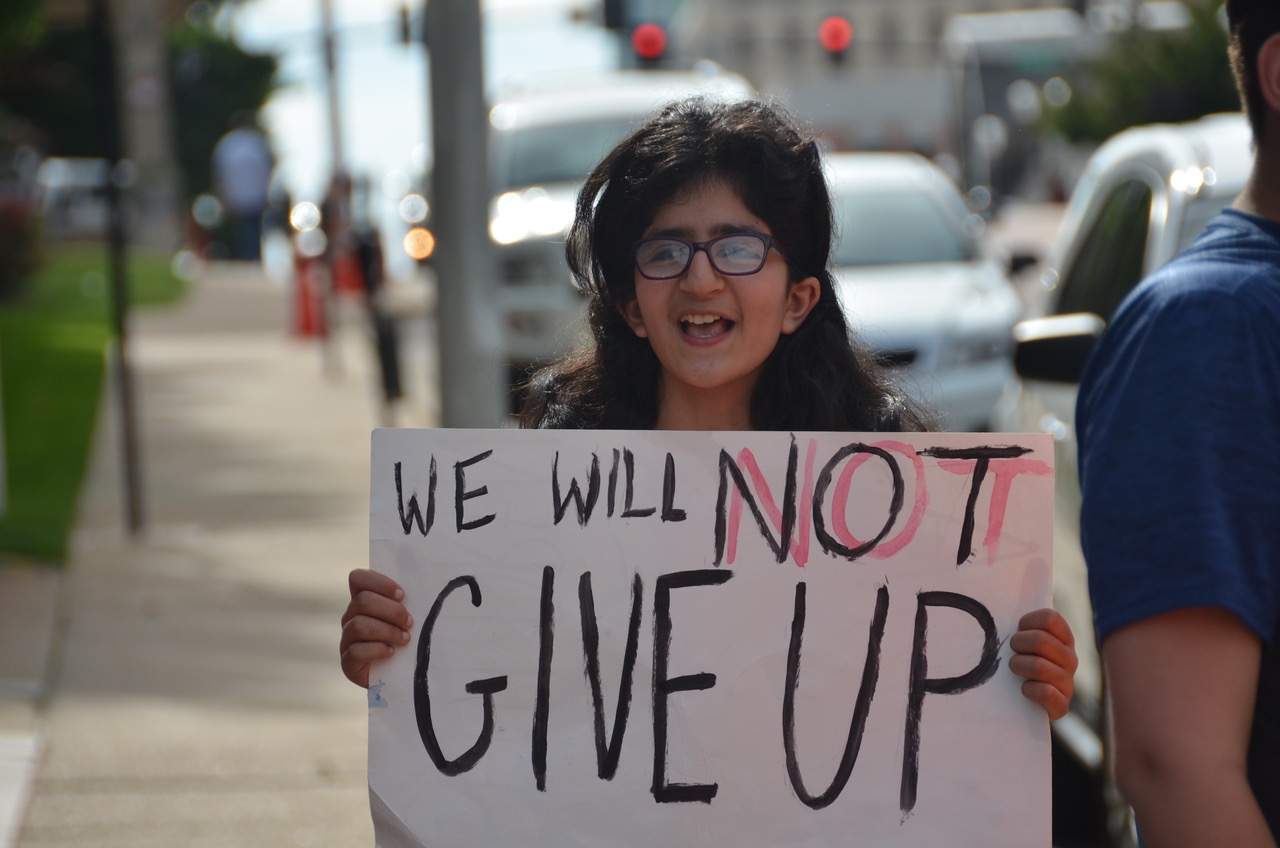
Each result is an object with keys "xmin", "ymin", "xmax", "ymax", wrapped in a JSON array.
[
  {"xmin": 319, "ymin": 0, "xmax": 345, "ymax": 173},
  {"xmin": 90, "ymin": 0, "xmax": 144, "ymax": 536},
  {"xmin": 423, "ymin": 0, "xmax": 505, "ymax": 429},
  {"xmin": 315, "ymin": 0, "xmax": 347, "ymax": 378}
]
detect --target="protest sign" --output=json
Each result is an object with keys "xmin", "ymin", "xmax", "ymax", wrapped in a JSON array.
[{"xmin": 367, "ymin": 429, "xmax": 1054, "ymax": 847}]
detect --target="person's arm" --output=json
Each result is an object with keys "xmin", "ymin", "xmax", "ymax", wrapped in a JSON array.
[
  {"xmin": 340, "ymin": 568, "xmax": 413, "ymax": 688},
  {"xmin": 1103, "ymin": 606, "xmax": 1275, "ymax": 848},
  {"xmin": 1008, "ymin": 607, "xmax": 1077, "ymax": 720}
]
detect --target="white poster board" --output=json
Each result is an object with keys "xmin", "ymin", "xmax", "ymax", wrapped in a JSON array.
[{"xmin": 367, "ymin": 429, "xmax": 1054, "ymax": 847}]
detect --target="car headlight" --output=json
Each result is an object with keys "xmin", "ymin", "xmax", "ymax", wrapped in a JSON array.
[{"xmin": 490, "ymin": 188, "xmax": 573, "ymax": 245}]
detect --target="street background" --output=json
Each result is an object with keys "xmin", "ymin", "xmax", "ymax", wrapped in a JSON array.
[{"xmin": 0, "ymin": 0, "xmax": 1240, "ymax": 845}]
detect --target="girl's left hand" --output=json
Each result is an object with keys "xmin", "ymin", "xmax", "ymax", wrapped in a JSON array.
[{"xmin": 1008, "ymin": 607, "xmax": 1078, "ymax": 720}]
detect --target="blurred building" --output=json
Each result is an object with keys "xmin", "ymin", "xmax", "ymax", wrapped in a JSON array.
[
  {"xmin": 671, "ymin": 1, "xmax": 1075, "ymax": 147},
  {"xmin": 663, "ymin": 0, "xmax": 1178, "ymax": 203}
]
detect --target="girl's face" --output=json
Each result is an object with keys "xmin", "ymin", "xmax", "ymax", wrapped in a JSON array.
[{"xmin": 620, "ymin": 179, "xmax": 820, "ymax": 430}]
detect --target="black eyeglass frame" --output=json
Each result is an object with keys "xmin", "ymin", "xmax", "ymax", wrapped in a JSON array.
[{"xmin": 631, "ymin": 233, "xmax": 779, "ymax": 280}]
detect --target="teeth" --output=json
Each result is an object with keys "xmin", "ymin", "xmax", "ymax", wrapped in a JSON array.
[{"xmin": 683, "ymin": 314, "xmax": 721, "ymax": 325}]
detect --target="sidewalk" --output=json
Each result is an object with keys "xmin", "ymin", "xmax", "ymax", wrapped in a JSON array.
[{"xmin": 0, "ymin": 261, "xmax": 436, "ymax": 847}]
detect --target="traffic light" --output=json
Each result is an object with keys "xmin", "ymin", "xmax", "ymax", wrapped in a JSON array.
[
  {"xmin": 631, "ymin": 22, "xmax": 667, "ymax": 67},
  {"xmin": 818, "ymin": 15, "xmax": 853, "ymax": 66}
]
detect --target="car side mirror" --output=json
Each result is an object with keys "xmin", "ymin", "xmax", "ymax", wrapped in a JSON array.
[{"xmin": 1012, "ymin": 312, "xmax": 1106, "ymax": 384}]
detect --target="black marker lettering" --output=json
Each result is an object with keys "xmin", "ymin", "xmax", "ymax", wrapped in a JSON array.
[
  {"xmin": 579, "ymin": 572, "xmax": 643, "ymax": 780},
  {"xmin": 533, "ymin": 566, "xmax": 554, "ymax": 790},
  {"xmin": 414, "ymin": 576, "xmax": 507, "ymax": 775},
  {"xmin": 900, "ymin": 591, "xmax": 1000, "ymax": 813},
  {"xmin": 607, "ymin": 449, "xmax": 621, "ymax": 517},
  {"xmin": 552, "ymin": 451, "xmax": 602, "ymax": 526},
  {"xmin": 661, "ymin": 452, "xmax": 686, "ymax": 522},
  {"xmin": 713, "ymin": 435, "xmax": 799, "ymax": 565},
  {"xmin": 652, "ymin": 569, "xmax": 733, "ymax": 804},
  {"xmin": 919, "ymin": 446, "xmax": 1031, "ymax": 565},
  {"xmin": 621, "ymin": 448, "xmax": 656, "ymax": 518},
  {"xmin": 454, "ymin": 450, "xmax": 496, "ymax": 532},
  {"xmin": 783, "ymin": 583, "xmax": 890, "ymax": 809},
  {"xmin": 812, "ymin": 443, "xmax": 904, "ymax": 561},
  {"xmin": 395, "ymin": 458, "xmax": 436, "ymax": 536}
]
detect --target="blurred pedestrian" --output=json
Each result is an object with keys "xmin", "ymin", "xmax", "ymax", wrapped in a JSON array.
[
  {"xmin": 1076, "ymin": 1, "xmax": 1280, "ymax": 844},
  {"xmin": 212, "ymin": 111, "xmax": 274, "ymax": 261},
  {"xmin": 350, "ymin": 175, "xmax": 403, "ymax": 420}
]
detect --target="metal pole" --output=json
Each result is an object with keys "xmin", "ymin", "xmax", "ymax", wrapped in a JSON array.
[
  {"xmin": 423, "ymin": 0, "xmax": 505, "ymax": 428},
  {"xmin": 319, "ymin": 0, "xmax": 345, "ymax": 172},
  {"xmin": 90, "ymin": 0, "xmax": 144, "ymax": 535},
  {"xmin": 316, "ymin": 0, "xmax": 345, "ymax": 378}
]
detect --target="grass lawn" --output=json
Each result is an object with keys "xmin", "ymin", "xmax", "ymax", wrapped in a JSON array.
[{"xmin": 0, "ymin": 242, "xmax": 184, "ymax": 562}]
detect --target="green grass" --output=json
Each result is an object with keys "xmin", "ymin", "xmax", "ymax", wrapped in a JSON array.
[{"xmin": 0, "ymin": 242, "xmax": 184, "ymax": 562}]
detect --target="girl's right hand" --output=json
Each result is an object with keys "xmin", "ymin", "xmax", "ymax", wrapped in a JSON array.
[{"xmin": 340, "ymin": 568, "xmax": 413, "ymax": 688}]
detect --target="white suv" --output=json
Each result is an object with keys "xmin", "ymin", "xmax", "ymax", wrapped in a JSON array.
[
  {"xmin": 486, "ymin": 65, "xmax": 755, "ymax": 396},
  {"xmin": 997, "ymin": 111, "xmax": 1253, "ymax": 848}
]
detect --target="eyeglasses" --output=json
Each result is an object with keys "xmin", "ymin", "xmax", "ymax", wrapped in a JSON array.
[{"xmin": 633, "ymin": 233, "xmax": 777, "ymax": 280}]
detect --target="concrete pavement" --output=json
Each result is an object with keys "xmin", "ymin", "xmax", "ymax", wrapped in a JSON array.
[{"xmin": 0, "ymin": 261, "xmax": 438, "ymax": 848}]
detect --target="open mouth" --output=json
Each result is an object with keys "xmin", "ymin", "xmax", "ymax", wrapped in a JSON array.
[{"xmin": 681, "ymin": 314, "xmax": 733, "ymax": 340}]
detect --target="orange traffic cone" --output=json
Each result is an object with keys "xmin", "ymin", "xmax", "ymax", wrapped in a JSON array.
[{"xmin": 292, "ymin": 252, "xmax": 328, "ymax": 337}]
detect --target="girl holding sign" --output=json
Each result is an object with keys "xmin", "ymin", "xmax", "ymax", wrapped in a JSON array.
[{"xmin": 341, "ymin": 98, "xmax": 1076, "ymax": 719}]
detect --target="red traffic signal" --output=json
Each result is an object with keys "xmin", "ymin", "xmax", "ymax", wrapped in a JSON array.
[
  {"xmin": 631, "ymin": 22, "xmax": 667, "ymax": 62},
  {"xmin": 818, "ymin": 15, "xmax": 853, "ymax": 58}
]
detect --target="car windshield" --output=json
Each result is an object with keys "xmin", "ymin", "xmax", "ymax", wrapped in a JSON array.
[
  {"xmin": 492, "ymin": 117, "xmax": 639, "ymax": 191},
  {"xmin": 832, "ymin": 187, "xmax": 976, "ymax": 266}
]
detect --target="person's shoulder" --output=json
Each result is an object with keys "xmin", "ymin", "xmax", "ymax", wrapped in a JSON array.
[
  {"xmin": 1166, "ymin": 209, "xmax": 1280, "ymax": 283},
  {"xmin": 1202, "ymin": 207, "xmax": 1280, "ymax": 247},
  {"xmin": 1119, "ymin": 210, "xmax": 1280, "ymax": 318},
  {"xmin": 1079, "ymin": 208, "xmax": 1280, "ymax": 425}
]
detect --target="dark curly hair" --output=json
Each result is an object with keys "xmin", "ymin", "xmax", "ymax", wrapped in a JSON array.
[
  {"xmin": 518, "ymin": 97, "xmax": 929, "ymax": 433},
  {"xmin": 1227, "ymin": 0, "xmax": 1280, "ymax": 142}
]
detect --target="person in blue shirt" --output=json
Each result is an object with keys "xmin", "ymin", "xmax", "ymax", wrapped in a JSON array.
[{"xmin": 1077, "ymin": 1, "xmax": 1280, "ymax": 843}]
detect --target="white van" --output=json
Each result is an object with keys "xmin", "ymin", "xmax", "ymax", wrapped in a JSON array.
[{"xmin": 486, "ymin": 64, "xmax": 755, "ymax": 393}]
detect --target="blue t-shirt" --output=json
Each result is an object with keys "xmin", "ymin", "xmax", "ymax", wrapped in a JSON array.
[{"xmin": 1077, "ymin": 207, "xmax": 1280, "ymax": 831}]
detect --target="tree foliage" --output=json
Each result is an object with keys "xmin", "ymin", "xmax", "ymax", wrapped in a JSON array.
[
  {"xmin": 0, "ymin": 6, "xmax": 278, "ymax": 194},
  {"xmin": 0, "ymin": 0, "xmax": 43, "ymax": 52},
  {"xmin": 169, "ymin": 18, "xmax": 279, "ymax": 202},
  {"xmin": 0, "ymin": 25, "xmax": 105, "ymax": 158},
  {"xmin": 1045, "ymin": 0, "xmax": 1239, "ymax": 143}
]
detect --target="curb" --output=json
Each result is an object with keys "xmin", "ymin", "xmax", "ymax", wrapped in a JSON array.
[{"xmin": 0, "ymin": 563, "xmax": 60, "ymax": 848}]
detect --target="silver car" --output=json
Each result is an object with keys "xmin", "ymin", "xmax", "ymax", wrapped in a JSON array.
[{"xmin": 826, "ymin": 152, "xmax": 1023, "ymax": 431}]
